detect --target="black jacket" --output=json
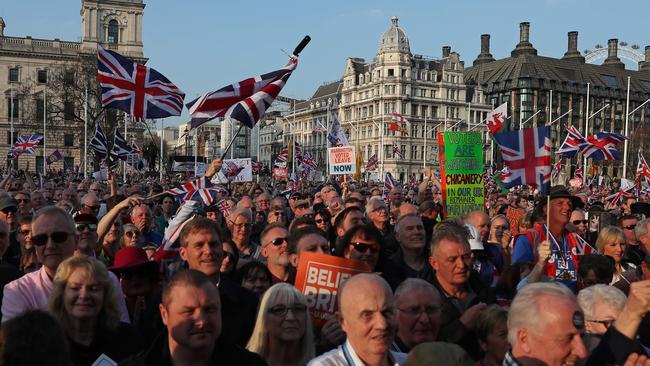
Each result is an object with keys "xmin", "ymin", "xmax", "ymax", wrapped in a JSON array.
[{"xmin": 219, "ymin": 276, "xmax": 259, "ymax": 347}]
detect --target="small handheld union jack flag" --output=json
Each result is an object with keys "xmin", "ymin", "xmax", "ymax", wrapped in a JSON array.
[
  {"xmin": 98, "ymin": 46, "xmax": 185, "ymax": 119},
  {"xmin": 637, "ymin": 150, "xmax": 650, "ymax": 185},
  {"xmin": 166, "ymin": 176, "xmax": 218, "ymax": 206},
  {"xmin": 366, "ymin": 154, "xmax": 379, "ymax": 171}
]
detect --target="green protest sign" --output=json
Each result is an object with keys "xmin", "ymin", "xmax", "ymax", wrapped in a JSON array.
[{"xmin": 437, "ymin": 132, "xmax": 484, "ymax": 218}]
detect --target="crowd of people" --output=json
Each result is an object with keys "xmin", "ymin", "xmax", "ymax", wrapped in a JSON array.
[{"xmin": 0, "ymin": 160, "xmax": 649, "ymax": 365}]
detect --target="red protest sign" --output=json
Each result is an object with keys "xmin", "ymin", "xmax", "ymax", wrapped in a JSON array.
[
  {"xmin": 506, "ymin": 206, "xmax": 525, "ymax": 236},
  {"xmin": 294, "ymin": 252, "xmax": 370, "ymax": 327}
]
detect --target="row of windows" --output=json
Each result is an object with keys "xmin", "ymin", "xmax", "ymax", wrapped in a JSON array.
[
  {"xmin": 8, "ymin": 67, "xmax": 75, "ymax": 85},
  {"xmin": 5, "ymin": 99, "xmax": 76, "ymax": 121}
]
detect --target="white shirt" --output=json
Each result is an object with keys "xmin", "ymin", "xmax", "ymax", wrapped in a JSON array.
[{"xmin": 307, "ymin": 339, "xmax": 406, "ymax": 366}]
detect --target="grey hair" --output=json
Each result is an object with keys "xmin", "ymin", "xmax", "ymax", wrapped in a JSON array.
[
  {"xmin": 635, "ymin": 219, "xmax": 650, "ymax": 242},
  {"xmin": 394, "ymin": 213, "xmax": 422, "ymax": 234},
  {"xmin": 490, "ymin": 214, "xmax": 510, "ymax": 228},
  {"xmin": 33, "ymin": 206, "xmax": 75, "ymax": 233},
  {"xmin": 507, "ymin": 282, "xmax": 576, "ymax": 346},
  {"xmin": 429, "ymin": 219, "xmax": 470, "ymax": 257},
  {"xmin": 394, "ymin": 278, "xmax": 438, "ymax": 303},
  {"xmin": 577, "ymin": 284, "xmax": 626, "ymax": 320},
  {"xmin": 365, "ymin": 196, "xmax": 386, "ymax": 215}
]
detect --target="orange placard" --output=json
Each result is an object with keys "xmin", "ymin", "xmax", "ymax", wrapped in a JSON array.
[
  {"xmin": 506, "ymin": 206, "xmax": 525, "ymax": 236},
  {"xmin": 294, "ymin": 252, "xmax": 370, "ymax": 327}
]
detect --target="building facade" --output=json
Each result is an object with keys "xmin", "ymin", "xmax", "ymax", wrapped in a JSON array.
[
  {"xmin": 0, "ymin": 0, "xmax": 146, "ymax": 173},
  {"xmin": 464, "ymin": 22, "xmax": 650, "ymax": 178},
  {"xmin": 338, "ymin": 16, "xmax": 491, "ymax": 182}
]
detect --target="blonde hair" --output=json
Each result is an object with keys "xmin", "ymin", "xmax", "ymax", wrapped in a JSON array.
[
  {"xmin": 246, "ymin": 283, "xmax": 315, "ymax": 365},
  {"xmin": 48, "ymin": 256, "xmax": 120, "ymax": 332},
  {"xmin": 595, "ymin": 226, "xmax": 626, "ymax": 253}
]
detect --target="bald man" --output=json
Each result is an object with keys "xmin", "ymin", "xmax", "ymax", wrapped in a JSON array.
[{"xmin": 308, "ymin": 273, "xmax": 407, "ymax": 366}]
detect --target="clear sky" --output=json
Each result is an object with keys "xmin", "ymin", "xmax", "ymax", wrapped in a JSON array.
[{"xmin": 2, "ymin": 0, "xmax": 648, "ymax": 128}]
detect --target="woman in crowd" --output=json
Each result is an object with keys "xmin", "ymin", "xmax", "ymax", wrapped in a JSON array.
[
  {"xmin": 48, "ymin": 256, "xmax": 142, "ymax": 366},
  {"xmin": 99, "ymin": 220, "xmax": 123, "ymax": 265},
  {"xmin": 313, "ymin": 209, "xmax": 334, "ymax": 243},
  {"xmin": 595, "ymin": 226, "xmax": 635, "ymax": 284},
  {"xmin": 268, "ymin": 205, "xmax": 289, "ymax": 226},
  {"xmin": 577, "ymin": 284, "xmax": 626, "ymax": 351},
  {"xmin": 235, "ymin": 261, "xmax": 273, "ymax": 297},
  {"xmin": 475, "ymin": 305, "xmax": 509, "ymax": 366},
  {"xmin": 247, "ymin": 283, "xmax": 315, "ymax": 366},
  {"xmin": 121, "ymin": 224, "xmax": 140, "ymax": 248},
  {"xmin": 221, "ymin": 239, "xmax": 239, "ymax": 277}
]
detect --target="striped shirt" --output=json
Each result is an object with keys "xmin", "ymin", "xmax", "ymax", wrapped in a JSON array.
[{"xmin": 308, "ymin": 339, "xmax": 406, "ymax": 366}]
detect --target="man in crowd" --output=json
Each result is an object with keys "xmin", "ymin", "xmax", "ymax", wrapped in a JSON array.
[
  {"xmin": 287, "ymin": 227, "xmax": 330, "ymax": 267},
  {"xmin": 80, "ymin": 192, "xmax": 101, "ymax": 218},
  {"xmin": 131, "ymin": 204, "xmax": 163, "ymax": 247},
  {"xmin": 308, "ymin": 273, "xmax": 407, "ymax": 365},
  {"xmin": 389, "ymin": 213, "xmax": 432, "ymax": 282},
  {"xmin": 260, "ymin": 223, "xmax": 294, "ymax": 284},
  {"xmin": 569, "ymin": 208, "xmax": 588, "ymax": 238},
  {"xmin": 392, "ymin": 278, "xmax": 441, "ymax": 353},
  {"xmin": 13, "ymin": 191, "xmax": 31, "ymax": 217}
]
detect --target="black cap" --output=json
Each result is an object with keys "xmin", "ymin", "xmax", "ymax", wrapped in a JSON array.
[
  {"xmin": 548, "ymin": 185, "xmax": 583, "ymax": 209},
  {"xmin": 0, "ymin": 197, "xmax": 18, "ymax": 211}
]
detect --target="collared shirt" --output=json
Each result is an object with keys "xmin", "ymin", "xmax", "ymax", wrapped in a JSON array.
[
  {"xmin": 307, "ymin": 339, "xmax": 407, "ymax": 366},
  {"xmin": 2, "ymin": 266, "xmax": 131, "ymax": 323}
]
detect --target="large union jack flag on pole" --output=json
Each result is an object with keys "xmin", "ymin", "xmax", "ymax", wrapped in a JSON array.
[
  {"xmin": 493, "ymin": 126, "xmax": 551, "ymax": 194},
  {"xmin": 556, "ymin": 126, "xmax": 587, "ymax": 158},
  {"xmin": 98, "ymin": 46, "xmax": 185, "ymax": 119},
  {"xmin": 187, "ymin": 58, "xmax": 298, "ymax": 130},
  {"xmin": 582, "ymin": 131, "xmax": 627, "ymax": 160}
]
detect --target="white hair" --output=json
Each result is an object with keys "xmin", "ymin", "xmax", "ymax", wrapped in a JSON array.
[
  {"xmin": 365, "ymin": 196, "xmax": 386, "ymax": 215},
  {"xmin": 577, "ymin": 284, "xmax": 626, "ymax": 320},
  {"xmin": 507, "ymin": 282, "xmax": 576, "ymax": 346}
]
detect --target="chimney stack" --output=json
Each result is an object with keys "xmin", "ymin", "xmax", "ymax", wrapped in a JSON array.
[
  {"xmin": 562, "ymin": 31, "xmax": 585, "ymax": 62},
  {"xmin": 511, "ymin": 22, "xmax": 538, "ymax": 57},
  {"xmin": 0, "ymin": 17, "xmax": 5, "ymax": 37},
  {"xmin": 442, "ymin": 46, "xmax": 451, "ymax": 58},
  {"xmin": 603, "ymin": 38, "xmax": 625, "ymax": 69},
  {"xmin": 640, "ymin": 45, "xmax": 650, "ymax": 71},
  {"xmin": 473, "ymin": 34, "xmax": 495, "ymax": 66}
]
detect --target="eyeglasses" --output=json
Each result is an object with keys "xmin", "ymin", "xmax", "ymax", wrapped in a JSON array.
[
  {"xmin": 623, "ymin": 224, "xmax": 637, "ymax": 230},
  {"xmin": 372, "ymin": 206, "xmax": 387, "ymax": 213},
  {"xmin": 268, "ymin": 304, "xmax": 307, "ymax": 317},
  {"xmin": 125, "ymin": 230, "xmax": 141, "ymax": 238},
  {"xmin": 272, "ymin": 211, "xmax": 287, "ymax": 217},
  {"xmin": 398, "ymin": 305, "xmax": 441, "ymax": 317},
  {"xmin": 231, "ymin": 222, "xmax": 251, "ymax": 230},
  {"xmin": 32, "ymin": 232, "xmax": 73, "ymax": 247},
  {"xmin": 572, "ymin": 220, "xmax": 588, "ymax": 225},
  {"xmin": 350, "ymin": 242, "xmax": 380, "ymax": 254},
  {"xmin": 15, "ymin": 199, "xmax": 30, "ymax": 204},
  {"xmin": 75, "ymin": 223, "xmax": 98, "ymax": 232},
  {"xmin": 267, "ymin": 237, "xmax": 287, "ymax": 247}
]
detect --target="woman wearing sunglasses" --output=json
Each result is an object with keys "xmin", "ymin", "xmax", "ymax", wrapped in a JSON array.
[
  {"xmin": 48, "ymin": 256, "xmax": 142, "ymax": 365},
  {"xmin": 336, "ymin": 223, "xmax": 383, "ymax": 272},
  {"xmin": 247, "ymin": 283, "xmax": 315, "ymax": 366},
  {"xmin": 121, "ymin": 224, "xmax": 140, "ymax": 248}
]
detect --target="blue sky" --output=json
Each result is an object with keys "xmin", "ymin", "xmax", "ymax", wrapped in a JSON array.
[{"xmin": 2, "ymin": 0, "xmax": 648, "ymax": 128}]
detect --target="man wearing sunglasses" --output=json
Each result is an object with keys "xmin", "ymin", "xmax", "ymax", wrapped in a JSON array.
[
  {"xmin": 2, "ymin": 206, "xmax": 129, "ymax": 323},
  {"xmin": 0, "ymin": 196, "xmax": 21, "ymax": 267},
  {"xmin": 260, "ymin": 223, "xmax": 294, "ymax": 284},
  {"xmin": 73, "ymin": 212, "xmax": 99, "ymax": 257},
  {"xmin": 13, "ymin": 192, "xmax": 31, "ymax": 217},
  {"xmin": 569, "ymin": 209, "xmax": 588, "ymax": 238},
  {"xmin": 80, "ymin": 193, "xmax": 102, "ymax": 218}
]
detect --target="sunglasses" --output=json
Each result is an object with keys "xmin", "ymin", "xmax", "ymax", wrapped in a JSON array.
[
  {"xmin": 623, "ymin": 224, "xmax": 637, "ymax": 230},
  {"xmin": 572, "ymin": 220, "xmax": 588, "ymax": 225},
  {"xmin": 351, "ymin": 241, "xmax": 380, "ymax": 254},
  {"xmin": 32, "ymin": 232, "xmax": 72, "ymax": 247},
  {"xmin": 272, "ymin": 211, "xmax": 287, "ymax": 217},
  {"xmin": 15, "ymin": 199, "xmax": 30, "ymax": 203},
  {"xmin": 267, "ymin": 237, "xmax": 287, "ymax": 247},
  {"xmin": 75, "ymin": 223, "xmax": 98, "ymax": 232},
  {"xmin": 19, "ymin": 229, "xmax": 31, "ymax": 236},
  {"xmin": 125, "ymin": 230, "xmax": 141, "ymax": 238}
]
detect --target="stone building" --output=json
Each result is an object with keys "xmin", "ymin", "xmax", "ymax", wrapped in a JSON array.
[
  {"xmin": 339, "ymin": 16, "xmax": 492, "ymax": 182},
  {"xmin": 0, "ymin": 0, "xmax": 146, "ymax": 173},
  {"xmin": 464, "ymin": 22, "xmax": 650, "ymax": 177}
]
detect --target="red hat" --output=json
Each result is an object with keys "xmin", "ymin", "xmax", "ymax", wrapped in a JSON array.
[{"xmin": 109, "ymin": 246, "xmax": 158, "ymax": 273}]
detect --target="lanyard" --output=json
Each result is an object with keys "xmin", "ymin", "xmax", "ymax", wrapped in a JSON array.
[{"xmin": 342, "ymin": 342, "xmax": 357, "ymax": 366}]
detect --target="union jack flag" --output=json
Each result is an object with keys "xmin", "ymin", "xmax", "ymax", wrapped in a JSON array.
[
  {"xmin": 492, "ymin": 127, "xmax": 551, "ymax": 194},
  {"xmin": 187, "ymin": 57, "xmax": 298, "ymax": 129},
  {"xmin": 552, "ymin": 158, "xmax": 563, "ymax": 179},
  {"xmin": 252, "ymin": 161, "xmax": 264, "ymax": 174},
  {"xmin": 366, "ymin": 154, "xmax": 379, "ymax": 171},
  {"xmin": 166, "ymin": 176, "xmax": 218, "ymax": 205},
  {"xmin": 216, "ymin": 199, "xmax": 232, "ymax": 218},
  {"xmin": 300, "ymin": 152, "xmax": 318, "ymax": 170},
  {"xmin": 97, "ymin": 46, "xmax": 185, "ymax": 119},
  {"xmin": 384, "ymin": 172, "xmax": 397, "ymax": 196},
  {"xmin": 275, "ymin": 148, "xmax": 288, "ymax": 167},
  {"xmin": 637, "ymin": 150, "xmax": 650, "ymax": 185},
  {"xmin": 11, "ymin": 134, "xmax": 43, "ymax": 156},
  {"xmin": 393, "ymin": 145, "xmax": 403, "ymax": 159},
  {"xmin": 131, "ymin": 142, "xmax": 142, "ymax": 156},
  {"xmin": 556, "ymin": 126, "xmax": 587, "ymax": 158},
  {"xmin": 605, "ymin": 186, "xmax": 635, "ymax": 208},
  {"xmin": 582, "ymin": 132, "xmax": 627, "ymax": 160}
]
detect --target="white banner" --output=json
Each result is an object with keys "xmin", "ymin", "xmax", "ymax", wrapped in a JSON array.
[{"xmin": 328, "ymin": 146, "xmax": 356, "ymax": 175}]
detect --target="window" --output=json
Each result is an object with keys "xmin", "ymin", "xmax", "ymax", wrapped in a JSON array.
[
  {"xmin": 7, "ymin": 98, "xmax": 19, "ymax": 119},
  {"xmin": 6, "ymin": 132, "xmax": 18, "ymax": 145},
  {"xmin": 37, "ymin": 70, "xmax": 47, "ymax": 84},
  {"xmin": 108, "ymin": 20, "xmax": 119, "ymax": 44},
  {"xmin": 8, "ymin": 68, "xmax": 19, "ymax": 82},
  {"xmin": 387, "ymin": 69, "xmax": 394, "ymax": 77},
  {"xmin": 64, "ymin": 134, "xmax": 74, "ymax": 147},
  {"xmin": 64, "ymin": 70, "xmax": 75, "ymax": 86},
  {"xmin": 64, "ymin": 101, "xmax": 75, "ymax": 121},
  {"xmin": 35, "ymin": 98, "xmax": 44, "ymax": 121}
]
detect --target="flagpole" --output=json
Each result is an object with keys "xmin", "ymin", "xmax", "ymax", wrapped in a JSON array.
[
  {"xmin": 123, "ymin": 113, "xmax": 128, "ymax": 182},
  {"xmin": 194, "ymin": 127, "xmax": 198, "ymax": 177},
  {"xmin": 583, "ymin": 82, "xmax": 590, "ymax": 183},
  {"xmin": 160, "ymin": 119, "xmax": 164, "ymax": 181},
  {"xmin": 43, "ymin": 85, "xmax": 46, "ymax": 177},
  {"xmin": 9, "ymin": 85, "xmax": 14, "ymax": 171},
  {"xmin": 326, "ymin": 104, "xmax": 330, "ymax": 178},
  {"xmin": 623, "ymin": 76, "xmax": 631, "ymax": 179},
  {"xmin": 423, "ymin": 113, "xmax": 427, "ymax": 173},
  {"xmin": 84, "ymin": 86, "xmax": 88, "ymax": 179}
]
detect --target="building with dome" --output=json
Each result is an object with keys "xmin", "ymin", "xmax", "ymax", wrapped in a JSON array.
[{"xmin": 338, "ymin": 16, "xmax": 492, "ymax": 181}]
